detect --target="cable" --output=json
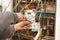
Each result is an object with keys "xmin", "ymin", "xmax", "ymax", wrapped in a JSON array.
[
  {"xmin": 20, "ymin": 0, "xmax": 32, "ymax": 12},
  {"xmin": 12, "ymin": 0, "xmax": 21, "ymax": 11},
  {"xmin": 3, "ymin": 0, "xmax": 32, "ymax": 12},
  {"xmin": 34, "ymin": 1, "xmax": 43, "ymax": 40},
  {"xmin": 12, "ymin": 0, "xmax": 32, "ymax": 12},
  {"xmin": 3, "ymin": 0, "xmax": 43, "ymax": 40}
]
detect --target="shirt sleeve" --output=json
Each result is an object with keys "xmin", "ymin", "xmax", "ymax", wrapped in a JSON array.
[{"xmin": 0, "ymin": 12, "xmax": 18, "ymax": 39}]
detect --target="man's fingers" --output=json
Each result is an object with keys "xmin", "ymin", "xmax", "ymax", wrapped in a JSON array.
[
  {"xmin": 22, "ymin": 25, "xmax": 31, "ymax": 29},
  {"xmin": 21, "ymin": 26, "xmax": 28, "ymax": 30},
  {"xmin": 14, "ymin": 20, "xmax": 32, "ymax": 31},
  {"xmin": 23, "ymin": 21, "xmax": 32, "ymax": 25}
]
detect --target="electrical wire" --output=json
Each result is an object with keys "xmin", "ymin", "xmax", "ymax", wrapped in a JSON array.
[
  {"xmin": 3, "ymin": 0, "xmax": 31, "ymax": 12},
  {"xmin": 5, "ymin": 0, "xmax": 32, "ymax": 12},
  {"xmin": 12, "ymin": 0, "xmax": 21, "ymax": 11},
  {"xmin": 43, "ymin": 0, "xmax": 46, "ymax": 27},
  {"xmin": 34, "ymin": 1, "xmax": 43, "ymax": 40},
  {"xmin": 2, "ymin": 0, "xmax": 43, "ymax": 40},
  {"xmin": 20, "ymin": 0, "xmax": 32, "ymax": 12},
  {"xmin": 12, "ymin": 0, "xmax": 32, "ymax": 12}
]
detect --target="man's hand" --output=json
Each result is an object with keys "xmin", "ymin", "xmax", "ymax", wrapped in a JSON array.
[
  {"xmin": 16, "ymin": 12, "xmax": 26, "ymax": 22},
  {"xmin": 14, "ymin": 21, "xmax": 32, "ymax": 31}
]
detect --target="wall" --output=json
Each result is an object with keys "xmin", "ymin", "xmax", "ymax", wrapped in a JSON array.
[
  {"xmin": 0, "ymin": 0, "xmax": 13, "ymax": 12},
  {"xmin": 55, "ymin": 0, "xmax": 60, "ymax": 40}
]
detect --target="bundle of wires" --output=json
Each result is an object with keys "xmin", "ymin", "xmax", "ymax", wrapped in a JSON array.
[{"xmin": 4, "ymin": 0, "xmax": 43, "ymax": 40}]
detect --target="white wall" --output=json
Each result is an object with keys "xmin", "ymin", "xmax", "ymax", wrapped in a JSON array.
[
  {"xmin": 0, "ymin": 0, "xmax": 2, "ymax": 5},
  {"xmin": 0, "ymin": 0, "xmax": 13, "ymax": 12},
  {"xmin": 55, "ymin": 0, "xmax": 60, "ymax": 40}
]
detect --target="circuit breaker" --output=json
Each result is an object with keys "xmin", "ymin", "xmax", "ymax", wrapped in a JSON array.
[{"xmin": 24, "ymin": 9, "xmax": 38, "ymax": 31}]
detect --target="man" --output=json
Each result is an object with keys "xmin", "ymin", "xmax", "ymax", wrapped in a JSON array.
[{"xmin": 0, "ymin": 12, "xmax": 32, "ymax": 40}]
